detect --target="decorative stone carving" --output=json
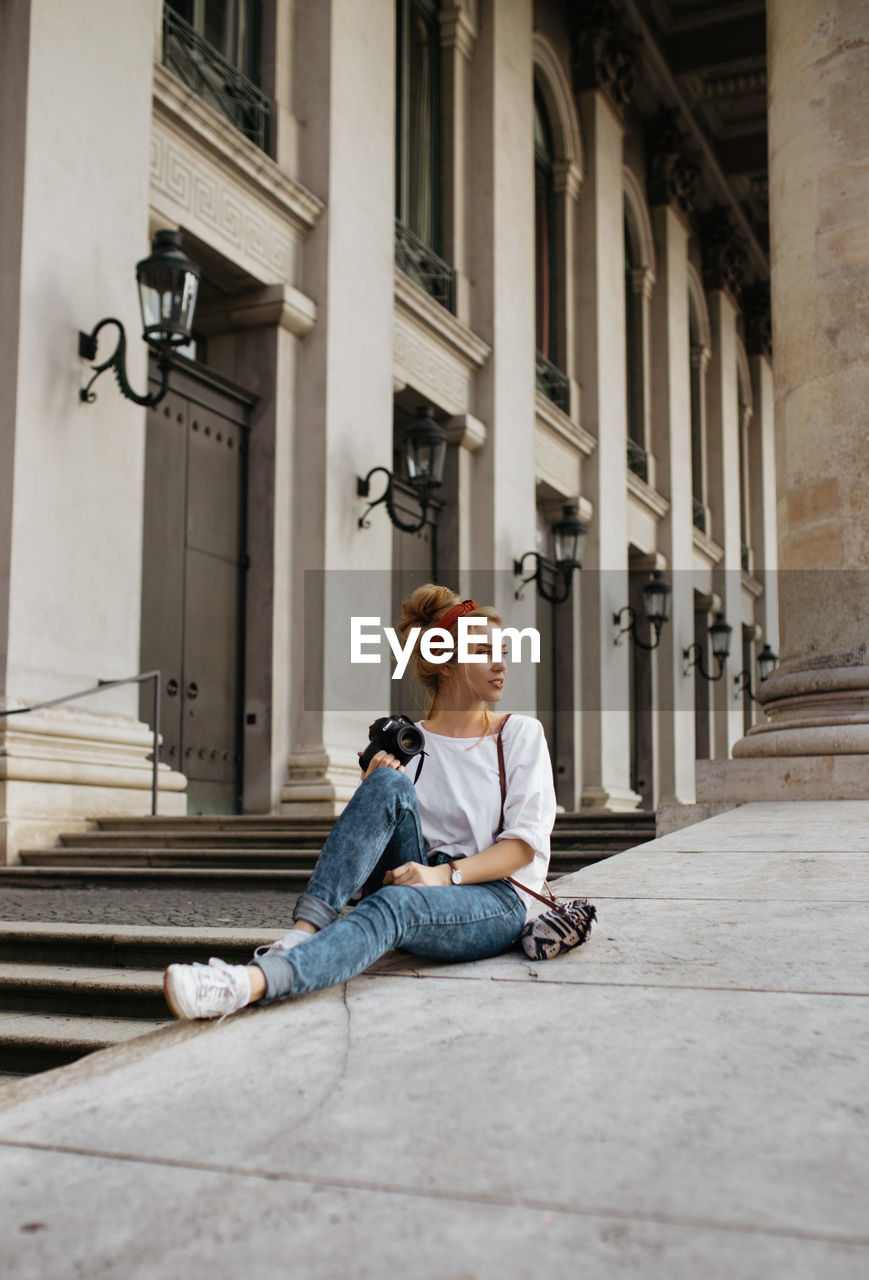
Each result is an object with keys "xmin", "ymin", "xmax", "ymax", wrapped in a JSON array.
[
  {"xmin": 439, "ymin": 2, "xmax": 477, "ymax": 59},
  {"xmin": 701, "ymin": 208, "xmax": 748, "ymax": 299},
  {"xmin": 647, "ymin": 112, "xmax": 701, "ymax": 217},
  {"xmin": 571, "ymin": 0, "xmax": 639, "ymax": 113},
  {"xmin": 742, "ymin": 280, "xmax": 773, "ymax": 358}
]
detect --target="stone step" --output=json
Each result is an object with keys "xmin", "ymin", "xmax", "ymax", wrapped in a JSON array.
[
  {"xmin": 0, "ymin": 962, "xmax": 168, "ymax": 1020},
  {"xmin": 0, "ymin": 923, "xmax": 267, "ymax": 971},
  {"xmin": 58, "ymin": 828, "xmax": 652, "ymax": 852},
  {"xmin": 0, "ymin": 866, "xmax": 315, "ymax": 888},
  {"xmin": 0, "ymin": 1010, "xmax": 168, "ymax": 1075},
  {"xmin": 90, "ymin": 811, "xmax": 652, "ymax": 829},
  {"xmin": 16, "ymin": 847, "xmax": 618, "ymax": 872},
  {"xmin": 60, "ymin": 831, "xmax": 329, "ymax": 849},
  {"xmin": 19, "ymin": 847, "xmax": 324, "ymax": 868}
]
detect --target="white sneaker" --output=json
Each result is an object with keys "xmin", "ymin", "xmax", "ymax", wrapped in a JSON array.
[
  {"xmin": 163, "ymin": 957, "xmax": 251, "ymax": 1021},
  {"xmin": 253, "ymin": 928, "xmax": 313, "ymax": 960}
]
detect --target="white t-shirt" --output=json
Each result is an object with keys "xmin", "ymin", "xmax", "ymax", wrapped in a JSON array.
[{"xmin": 410, "ymin": 713, "xmax": 556, "ymax": 917}]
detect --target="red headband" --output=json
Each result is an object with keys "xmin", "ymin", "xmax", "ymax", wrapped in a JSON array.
[{"xmin": 437, "ymin": 599, "xmax": 479, "ymax": 632}]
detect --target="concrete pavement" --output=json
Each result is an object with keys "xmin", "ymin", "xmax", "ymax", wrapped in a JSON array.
[{"xmin": 0, "ymin": 801, "xmax": 867, "ymax": 1278}]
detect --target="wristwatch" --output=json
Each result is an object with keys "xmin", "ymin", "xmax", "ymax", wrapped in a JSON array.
[{"xmin": 449, "ymin": 860, "xmax": 464, "ymax": 886}]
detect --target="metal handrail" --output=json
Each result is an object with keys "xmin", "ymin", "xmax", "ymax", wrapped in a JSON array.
[
  {"xmin": 163, "ymin": 7, "xmax": 271, "ymax": 152},
  {"xmin": 626, "ymin": 437, "xmax": 649, "ymax": 483},
  {"xmin": 535, "ymin": 350, "xmax": 571, "ymax": 413},
  {"xmin": 394, "ymin": 219, "xmax": 455, "ymax": 312},
  {"xmin": 0, "ymin": 671, "xmax": 162, "ymax": 816}
]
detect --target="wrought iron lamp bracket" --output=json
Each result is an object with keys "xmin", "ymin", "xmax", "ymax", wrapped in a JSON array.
[
  {"xmin": 683, "ymin": 643, "xmax": 726, "ymax": 681},
  {"xmin": 613, "ymin": 606, "xmax": 665, "ymax": 651},
  {"xmin": 79, "ymin": 319, "xmax": 172, "ymax": 409},
  {"xmin": 733, "ymin": 669, "xmax": 756, "ymax": 702},
  {"xmin": 356, "ymin": 467, "xmax": 430, "ymax": 533},
  {"xmin": 512, "ymin": 552, "xmax": 573, "ymax": 605}
]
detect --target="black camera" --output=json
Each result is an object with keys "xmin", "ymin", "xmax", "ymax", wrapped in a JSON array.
[{"xmin": 358, "ymin": 714, "xmax": 425, "ymax": 772}]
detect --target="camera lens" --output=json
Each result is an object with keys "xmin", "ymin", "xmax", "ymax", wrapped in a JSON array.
[{"xmin": 397, "ymin": 726, "xmax": 424, "ymax": 754}]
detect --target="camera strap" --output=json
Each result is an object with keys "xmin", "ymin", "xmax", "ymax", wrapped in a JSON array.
[{"xmin": 412, "ymin": 751, "xmax": 427, "ymax": 783}]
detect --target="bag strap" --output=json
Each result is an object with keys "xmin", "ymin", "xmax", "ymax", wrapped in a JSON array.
[
  {"xmin": 494, "ymin": 716, "xmax": 561, "ymax": 910},
  {"xmin": 494, "ymin": 714, "xmax": 511, "ymax": 835}
]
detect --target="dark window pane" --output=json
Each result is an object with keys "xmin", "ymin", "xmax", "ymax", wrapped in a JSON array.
[
  {"xmin": 407, "ymin": 7, "xmax": 436, "ymax": 245},
  {"xmin": 625, "ymin": 217, "xmax": 642, "ymax": 447},
  {"xmin": 534, "ymin": 88, "xmax": 555, "ymax": 363},
  {"xmin": 167, "ymin": 0, "xmax": 195, "ymax": 24}
]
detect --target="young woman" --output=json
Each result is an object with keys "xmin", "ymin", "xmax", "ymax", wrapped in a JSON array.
[{"xmin": 163, "ymin": 584, "xmax": 557, "ymax": 1020}]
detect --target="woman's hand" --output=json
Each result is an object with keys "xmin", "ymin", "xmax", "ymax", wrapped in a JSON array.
[
  {"xmin": 359, "ymin": 750, "xmax": 406, "ymax": 781},
  {"xmin": 383, "ymin": 862, "xmax": 450, "ymax": 887}
]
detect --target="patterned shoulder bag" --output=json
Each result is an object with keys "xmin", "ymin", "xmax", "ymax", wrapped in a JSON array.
[{"xmin": 495, "ymin": 715, "xmax": 598, "ymax": 961}]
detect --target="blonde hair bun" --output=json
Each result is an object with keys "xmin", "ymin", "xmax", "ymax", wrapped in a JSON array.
[{"xmin": 398, "ymin": 583, "xmax": 461, "ymax": 638}]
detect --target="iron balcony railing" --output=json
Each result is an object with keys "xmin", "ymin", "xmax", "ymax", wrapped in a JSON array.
[
  {"xmin": 627, "ymin": 438, "xmax": 649, "ymax": 483},
  {"xmin": 693, "ymin": 497, "xmax": 707, "ymax": 533},
  {"xmin": 0, "ymin": 672, "xmax": 164, "ymax": 816},
  {"xmin": 394, "ymin": 220, "xmax": 455, "ymax": 312},
  {"xmin": 162, "ymin": 6, "xmax": 271, "ymax": 153},
  {"xmin": 535, "ymin": 351, "xmax": 571, "ymax": 414}
]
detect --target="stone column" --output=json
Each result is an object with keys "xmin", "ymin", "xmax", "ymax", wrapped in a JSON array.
[
  {"xmin": 0, "ymin": 0, "xmax": 186, "ymax": 861},
  {"xmin": 649, "ymin": 202, "xmax": 696, "ymax": 806},
  {"xmin": 574, "ymin": 87, "xmax": 636, "ymax": 811},
  {"xmin": 464, "ymin": 0, "xmax": 538, "ymax": 707},
  {"xmin": 702, "ymin": 0, "xmax": 869, "ymax": 802},
  {"xmin": 746, "ymin": 318, "xmax": 780, "ymax": 669},
  {"xmin": 282, "ymin": 0, "xmax": 396, "ymax": 814},
  {"xmin": 439, "ymin": 1, "xmax": 477, "ymax": 327},
  {"xmin": 704, "ymin": 286, "xmax": 744, "ymax": 758}
]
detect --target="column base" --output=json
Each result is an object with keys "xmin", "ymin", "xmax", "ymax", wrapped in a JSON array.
[
  {"xmin": 280, "ymin": 744, "xmax": 362, "ymax": 817},
  {"xmin": 696, "ymin": 755, "xmax": 869, "ymax": 803},
  {"xmin": 0, "ymin": 709, "xmax": 187, "ymax": 863},
  {"xmin": 580, "ymin": 784, "xmax": 643, "ymax": 813}
]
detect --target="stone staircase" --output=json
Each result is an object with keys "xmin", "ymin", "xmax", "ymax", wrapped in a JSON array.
[{"xmin": 0, "ymin": 811, "xmax": 654, "ymax": 1078}]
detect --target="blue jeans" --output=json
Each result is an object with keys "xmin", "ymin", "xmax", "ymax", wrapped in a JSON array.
[{"xmin": 253, "ymin": 766, "xmax": 525, "ymax": 1002}]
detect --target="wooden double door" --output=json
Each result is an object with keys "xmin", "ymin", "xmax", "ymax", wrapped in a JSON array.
[{"xmin": 140, "ymin": 356, "xmax": 253, "ymax": 813}]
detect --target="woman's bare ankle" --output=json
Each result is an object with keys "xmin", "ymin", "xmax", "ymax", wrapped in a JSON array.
[{"xmin": 294, "ymin": 921, "xmax": 318, "ymax": 935}]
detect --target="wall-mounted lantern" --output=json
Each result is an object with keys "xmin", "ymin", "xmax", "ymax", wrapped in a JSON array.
[
  {"xmin": 734, "ymin": 642, "xmax": 779, "ymax": 701},
  {"xmin": 79, "ymin": 230, "xmax": 201, "ymax": 408},
  {"xmin": 513, "ymin": 504, "xmax": 588, "ymax": 605},
  {"xmin": 613, "ymin": 570, "xmax": 672, "ymax": 651},
  {"xmin": 357, "ymin": 404, "xmax": 447, "ymax": 532},
  {"xmin": 684, "ymin": 612, "xmax": 732, "ymax": 681}
]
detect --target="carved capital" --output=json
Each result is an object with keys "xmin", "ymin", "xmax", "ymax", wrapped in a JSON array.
[
  {"xmin": 439, "ymin": 3, "xmax": 477, "ymax": 59},
  {"xmin": 647, "ymin": 111, "xmax": 701, "ymax": 216},
  {"xmin": 571, "ymin": 1, "xmax": 639, "ymax": 115},
  {"xmin": 742, "ymin": 280, "xmax": 773, "ymax": 358},
  {"xmin": 701, "ymin": 207, "xmax": 748, "ymax": 299},
  {"xmin": 691, "ymin": 344, "xmax": 711, "ymax": 374},
  {"xmin": 552, "ymin": 158, "xmax": 583, "ymax": 200},
  {"xmin": 631, "ymin": 265, "xmax": 655, "ymax": 301}
]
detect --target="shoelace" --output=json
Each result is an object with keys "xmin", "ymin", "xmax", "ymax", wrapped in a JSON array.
[
  {"xmin": 253, "ymin": 930, "xmax": 307, "ymax": 959},
  {"xmin": 198, "ymin": 958, "xmax": 248, "ymax": 1022}
]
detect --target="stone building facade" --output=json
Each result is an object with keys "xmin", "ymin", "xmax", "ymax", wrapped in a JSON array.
[{"xmin": 0, "ymin": 0, "xmax": 795, "ymax": 859}]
